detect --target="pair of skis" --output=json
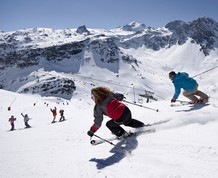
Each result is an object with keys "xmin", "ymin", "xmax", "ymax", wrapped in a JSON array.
[
  {"xmin": 90, "ymin": 128, "xmax": 156, "ymax": 154},
  {"xmin": 90, "ymin": 128, "xmax": 155, "ymax": 146},
  {"xmin": 170, "ymin": 99, "xmax": 209, "ymax": 107},
  {"xmin": 90, "ymin": 119, "xmax": 170, "ymax": 146}
]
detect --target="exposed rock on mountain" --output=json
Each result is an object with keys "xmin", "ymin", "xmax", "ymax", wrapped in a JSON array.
[
  {"xmin": 76, "ymin": 25, "xmax": 91, "ymax": 35},
  {"xmin": 165, "ymin": 17, "xmax": 218, "ymax": 55}
]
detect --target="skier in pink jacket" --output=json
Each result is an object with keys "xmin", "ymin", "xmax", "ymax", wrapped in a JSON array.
[
  {"xmin": 8, "ymin": 115, "xmax": 16, "ymax": 131},
  {"xmin": 87, "ymin": 87, "xmax": 145, "ymax": 138}
]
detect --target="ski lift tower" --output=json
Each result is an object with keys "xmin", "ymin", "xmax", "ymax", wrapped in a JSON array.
[{"xmin": 139, "ymin": 90, "xmax": 157, "ymax": 103}]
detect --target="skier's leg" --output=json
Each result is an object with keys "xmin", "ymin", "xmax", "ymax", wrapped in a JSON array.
[
  {"xmin": 125, "ymin": 119, "xmax": 144, "ymax": 128},
  {"xmin": 183, "ymin": 90, "xmax": 199, "ymax": 103},
  {"xmin": 106, "ymin": 120, "xmax": 125, "ymax": 137},
  {"xmin": 116, "ymin": 107, "xmax": 144, "ymax": 128},
  {"xmin": 26, "ymin": 122, "xmax": 31, "ymax": 128},
  {"xmin": 11, "ymin": 123, "xmax": 14, "ymax": 131},
  {"xmin": 52, "ymin": 116, "xmax": 56, "ymax": 123},
  {"xmin": 195, "ymin": 90, "xmax": 209, "ymax": 100}
]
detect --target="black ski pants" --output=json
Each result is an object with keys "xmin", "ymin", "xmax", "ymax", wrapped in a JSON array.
[
  {"xmin": 106, "ymin": 107, "xmax": 144, "ymax": 136},
  {"xmin": 25, "ymin": 122, "xmax": 31, "ymax": 128},
  {"xmin": 10, "ymin": 123, "xmax": 15, "ymax": 131}
]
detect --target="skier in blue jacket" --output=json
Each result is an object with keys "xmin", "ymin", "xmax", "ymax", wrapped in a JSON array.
[{"xmin": 169, "ymin": 71, "xmax": 209, "ymax": 104}]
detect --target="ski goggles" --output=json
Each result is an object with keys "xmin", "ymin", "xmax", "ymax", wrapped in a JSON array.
[{"xmin": 91, "ymin": 94, "xmax": 95, "ymax": 100}]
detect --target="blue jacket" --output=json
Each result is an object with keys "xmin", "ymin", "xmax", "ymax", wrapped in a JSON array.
[{"xmin": 172, "ymin": 72, "xmax": 197, "ymax": 99}]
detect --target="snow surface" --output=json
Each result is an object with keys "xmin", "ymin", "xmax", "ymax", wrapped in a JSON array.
[
  {"xmin": 1, "ymin": 27, "xmax": 218, "ymax": 177},
  {"xmin": 0, "ymin": 88, "xmax": 218, "ymax": 178}
]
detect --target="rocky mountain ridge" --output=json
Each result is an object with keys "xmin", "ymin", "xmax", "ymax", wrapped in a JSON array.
[{"xmin": 0, "ymin": 17, "xmax": 217, "ymax": 99}]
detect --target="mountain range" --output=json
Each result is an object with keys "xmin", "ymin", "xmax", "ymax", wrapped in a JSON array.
[{"xmin": 0, "ymin": 17, "xmax": 218, "ymax": 100}]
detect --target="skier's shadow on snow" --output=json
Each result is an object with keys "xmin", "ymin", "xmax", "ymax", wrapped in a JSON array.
[
  {"xmin": 89, "ymin": 136, "xmax": 138, "ymax": 170},
  {"xmin": 176, "ymin": 104, "xmax": 209, "ymax": 112}
]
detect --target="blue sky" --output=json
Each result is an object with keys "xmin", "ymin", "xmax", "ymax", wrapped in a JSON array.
[{"xmin": 1, "ymin": 0, "xmax": 218, "ymax": 31}]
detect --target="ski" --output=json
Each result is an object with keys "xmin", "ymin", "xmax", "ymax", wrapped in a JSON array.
[
  {"xmin": 171, "ymin": 98, "xmax": 210, "ymax": 107},
  {"xmin": 171, "ymin": 102, "xmax": 209, "ymax": 107},
  {"xmin": 7, "ymin": 127, "xmax": 32, "ymax": 132},
  {"xmin": 145, "ymin": 119, "xmax": 170, "ymax": 126},
  {"xmin": 90, "ymin": 128, "xmax": 155, "ymax": 146},
  {"xmin": 51, "ymin": 120, "xmax": 66, "ymax": 124}
]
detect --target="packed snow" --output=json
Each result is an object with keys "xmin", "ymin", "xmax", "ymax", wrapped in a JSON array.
[{"xmin": 1, "ymin": 86, "xmax": 218, "ymax": 178}]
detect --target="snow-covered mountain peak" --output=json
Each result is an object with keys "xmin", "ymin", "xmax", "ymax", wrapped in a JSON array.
[
  {"xmin": 120, "ymin": 21, "xmax": 146, "ymax": 31},
  {"xmin": 76, "ymin": 25, "xmax": 91, "ymax": 35}
]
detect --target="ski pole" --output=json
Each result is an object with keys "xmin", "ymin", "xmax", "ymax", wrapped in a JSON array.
[
  {"xmin": 92, "ymin": 134, "xmax": 131, "ymax": 153},
  {"xmin": 8, "ymin": 97, "xmax": 16, "ymax": 111},
  {"xmin": 192, "ymin": 65, "xmax": 218, "ymax": 78},
  {"xmin": 10, "ymin": 97, "xmax": 16, "ymax": 106},
  {"xmin": 123, "ymin": 100, "xmax": 159, "ymax": 112}
]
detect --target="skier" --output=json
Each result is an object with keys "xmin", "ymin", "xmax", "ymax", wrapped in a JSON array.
[
  {"xmin": 59, "ymin": 109, "xmax": 65, "ymax": 122},
  {"xmin": 87, "ymin": 86, "xmax": 145, "ymax": 139},
  {"xmin": 169, "ymin": 71, "xmax": 209, "ymax": 104},
  {"xmin": 50, "ymin": 107, "xmax": 57, "ymax": 123},
  {"xmin": 8, "ymin": 115, "xmax": 16, "ymax": 131},
  {"xmin": 21, "ymin": 113, "xmax": 31, "ymax": 128}
]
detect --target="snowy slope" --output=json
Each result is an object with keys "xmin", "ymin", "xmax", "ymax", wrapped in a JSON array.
[{"xmin": 0, "ymin": 74, "xmax": 218, "ymax": 178}]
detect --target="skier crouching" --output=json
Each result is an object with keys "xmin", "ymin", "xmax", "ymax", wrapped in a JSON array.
[{"xmin": 87, "ymin": 86, "xmax": 145, "ymax": 139}]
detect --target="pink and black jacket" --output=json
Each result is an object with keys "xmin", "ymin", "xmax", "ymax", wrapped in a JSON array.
[{"xmin": 90, "ymin": 93, "xmax": 125, "ymax": 132}]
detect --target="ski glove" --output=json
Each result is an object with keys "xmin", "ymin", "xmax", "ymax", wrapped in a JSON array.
[
  {"xmin": 87, "ymin": 130, "xmax": 94, "ymax": 137},
  {"xmin": 120, "ymin": 94, "xmax": 126, "ymax": 101},
  {"xmin": 171, "ymin": 98, "xmax": 176, "ymax": 103}
]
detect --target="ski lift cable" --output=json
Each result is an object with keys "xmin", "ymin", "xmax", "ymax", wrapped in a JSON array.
[
  {"xmin": 75, "ymin": 74, "xmax": 154, "ymax": 93},
  {"xmin": 36, "ymin": 66, "xmax": 159, "ymax": 99}
]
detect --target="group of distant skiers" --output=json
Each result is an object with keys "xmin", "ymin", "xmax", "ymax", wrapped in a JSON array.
[
  {"xmin": 8, "ymin": 113, "xmax": 31, "ymax": 131},
  {"xmin": 50, "ymin": 107, "xmax": 65, "ymax": 123},
  {"xmin": 8, "ymin": 107, "xmax": 65, "ymax": 131}
]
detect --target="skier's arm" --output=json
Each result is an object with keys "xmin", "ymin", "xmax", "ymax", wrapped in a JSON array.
[
  {"xmin": 91, "ymin": 108, "xmax": 103, "ymax": 132},
  {"xmin": 173, "ymin": 84, "xmax": 181, "ymax": 99},
  {"xmin": 113, "ymin": 93, "xmax": 125, "ymax": 101},
  {"xmin": 88, "ymin": 106, "xmax": 103, "ymax": 136}
]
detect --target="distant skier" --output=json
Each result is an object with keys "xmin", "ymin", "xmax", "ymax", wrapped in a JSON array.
[
  {"xmin": 8, "ymin": 115, "xmax": 16, "ymax": 131},
  {"xmin": 87, "ymin": 86, "xmax": 145, "ymax": 139},
  {"xmin": 59, "ymin": 109, "xmax": 65, "ymax": 122},
  {"xmin": 169, "ymin": 71, "xmax": 209, "ymax": 104},
  {"xmin": 21, "ymin": 113, "xmax": 31, "ymax": 128},
  {"xmin": 50, "ymin": 107, "xmax": 57, "ymax": 123}
]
